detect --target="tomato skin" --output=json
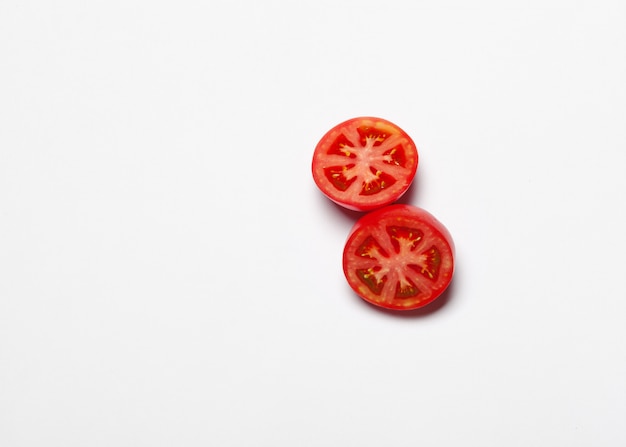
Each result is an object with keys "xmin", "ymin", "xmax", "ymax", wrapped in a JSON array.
[
  {"xmin": 343, "ymin": 204, "xmax": 455, "ymax": 311},
  {"xmin": 312, "ymin": 117, "xmax": 418, "ymax": 211}
]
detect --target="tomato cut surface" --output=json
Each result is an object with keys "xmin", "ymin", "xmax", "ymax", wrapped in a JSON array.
[
  {"xmin": 312, "ymin": 117, "xmax": 418, "ymax": 211},
  {"xmin": 343, "ymin": 205, "xmax": 454, "ymax": 311}
]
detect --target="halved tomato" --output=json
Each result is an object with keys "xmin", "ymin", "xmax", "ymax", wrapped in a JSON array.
[
  {"xmin": 312, "ymin": 117, "xmax": 418, "ymax": 211},
  {"xmin": 343, "ymin": 204, "xmax": 454, "ymax": 311}
]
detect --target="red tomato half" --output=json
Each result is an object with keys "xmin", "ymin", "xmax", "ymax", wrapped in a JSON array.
[
  {"xmin": 343, "ymin": 205, "xmax": 454, "ymax": 311},
  {"xmin": 312, "ymin": 117, "xmax": 418, "ymax": 211}
]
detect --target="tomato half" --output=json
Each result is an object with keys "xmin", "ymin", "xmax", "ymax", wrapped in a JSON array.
[
  {"xmin": 312, "ymin": 117, "xmax": 418, "ymax": 211},
  {"xmin": 343, "ymin": 205, "xmax": 454, "ymax": 311}
]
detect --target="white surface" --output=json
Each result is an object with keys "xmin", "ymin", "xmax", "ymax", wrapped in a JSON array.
[{"xmin": 1, "ymin": 1, "xmax": 625, "ymax": 445}]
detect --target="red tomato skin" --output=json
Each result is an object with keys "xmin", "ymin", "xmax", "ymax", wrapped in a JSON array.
[
  {"xmin": 312, "ymin": 117, "xmax": 418, "ymax": 212},
  {"xmin": 343, "ymin": 204, "xmax": 455, "ymax": 311}
]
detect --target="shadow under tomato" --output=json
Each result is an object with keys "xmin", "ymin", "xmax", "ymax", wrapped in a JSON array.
[
  {"xmin": 328, "ymin": 200, "xmax": 365, "ymax": 222},
  {"xmin": 394, "ymin": 171, "xmax": 422, "ymax": 207},
  {"xmin": 349, "ymin": 273, "xmax": 458, "ymax": 318}
]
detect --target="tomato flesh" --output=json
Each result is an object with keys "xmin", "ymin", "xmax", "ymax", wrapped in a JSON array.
[
  {"xmin": 312, "ymin": 117, "xmax": 418, "ymax": 211},
  {"xmin": 343, "ymin": 205, "xmax": 454, "ymax": 310}
]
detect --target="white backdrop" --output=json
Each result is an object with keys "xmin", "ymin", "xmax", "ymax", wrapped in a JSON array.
[{"xmin": 1, "ymin": 1, "xmax": 625, "ymax": 446}]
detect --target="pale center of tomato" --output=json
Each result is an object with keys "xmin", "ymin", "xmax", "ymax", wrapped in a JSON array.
[
  {"xmin": 354, "ymin": 227, "xmax": 442, "ymax": 301},
  {"xmin": 350, "ymin": 138, "xmax": 382, "ymax": 183},
  {"xmin": 322, "ymin": 129, "xmax": 412, "ymax": 199},
  {"xmin": 373, "ymin": 236, "xmax": 429, "ymax": 289},
  {"xmin": 347, "ymin": 137, "xmax": 393, "ymax": 184}
]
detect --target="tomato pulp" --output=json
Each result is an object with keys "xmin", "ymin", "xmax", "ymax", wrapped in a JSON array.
[
  {"xmin": 343, "ymin": 205, "xmax": 454, "ymax": 310},
  {"xmin": 312, "ymin": 117, "xmax": 418, "ymax": 211}
]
